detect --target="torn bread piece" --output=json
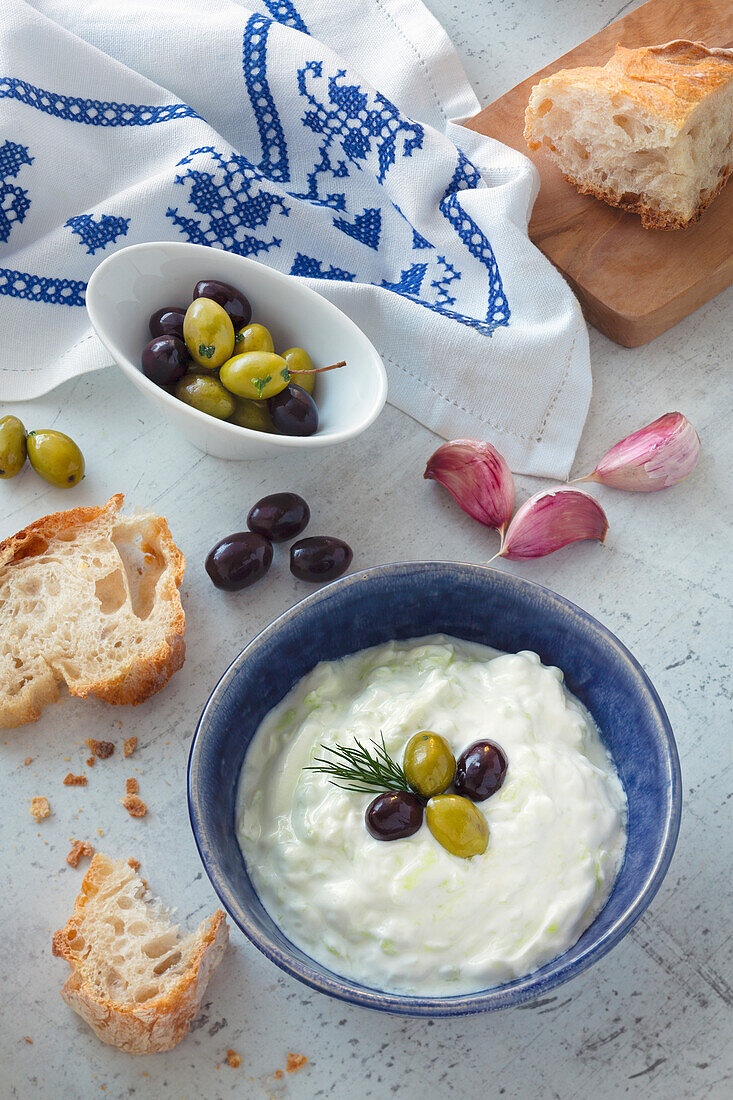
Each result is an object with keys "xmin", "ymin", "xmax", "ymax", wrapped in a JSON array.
[
  {"xmin": 53, "ymin": 854, "xmax": 228, "ymax": 1053},
  {"xmin": 0, "ymin": 495, "xmax": 185, "ymax": 729},
  {"xmin": 525, "ymin": 41, "xmax": 733, "ymax": 229}
]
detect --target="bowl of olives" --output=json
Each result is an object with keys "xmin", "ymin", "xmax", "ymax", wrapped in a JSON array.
[
  {"xmin": 189, "ymin": 561, "xmax": 681, "ymax": 1016},
  {"xmin": 86, "ymin": 241, "xmax": 387, "ymax": 459}
]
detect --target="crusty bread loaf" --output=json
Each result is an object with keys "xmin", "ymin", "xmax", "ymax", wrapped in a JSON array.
[
  {"xmin": 0, "ymin": 494, "xmax": 185, "ymax": 728},
  {"xmin": 53, "ymin": 854, "xmax": 228, "ymax": 1053},
  {"xmin": 524, "ymin": 41, "xmax": 733, "ymax": 229}
]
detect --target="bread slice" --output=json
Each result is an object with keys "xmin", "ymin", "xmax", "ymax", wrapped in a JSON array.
[
  {"xmin": 53, "ymin": 854, "xmax": 228, "ymax": 1053},
  {"xmin": 524, "ymin": 40, "xmax": 733, "ymax": 229},
  {"xmin": 0, "ymin": 494, "xmax": 185, "ymax": 728}
]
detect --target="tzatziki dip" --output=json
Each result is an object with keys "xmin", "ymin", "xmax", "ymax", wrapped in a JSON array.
[{"xmin": 236, "ymin": 635, "xmax": 627, "ymax": 996}]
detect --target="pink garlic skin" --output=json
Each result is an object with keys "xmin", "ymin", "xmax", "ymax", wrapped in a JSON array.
[
  {"xmin": 586, "ymin": 412, "xmax": 700, "ymax": 492},
  {"xmin": 500, "ymin": 486, "xmax": 608, "ymax": 560},
  {"xmin": 424, "ymin": 439, "xmax": 515, "ymax": 532}
]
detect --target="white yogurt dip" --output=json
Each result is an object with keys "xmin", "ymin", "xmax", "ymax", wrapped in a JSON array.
[{"xmin": 236, "ymin": 635, "xmax": 627, "ymax": 996}]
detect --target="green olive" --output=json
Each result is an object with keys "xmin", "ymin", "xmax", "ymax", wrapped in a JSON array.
[
  {"xmin": 220, "ymin": 351, "xmax": 290, "ymax": 400},
  {"xmin": 403, "ymin": 731, "xmax": 455, "ymax": 798},
  {"xmin": 233, "ymin": 322, "xmax": 275, "ymax": 355},
  {"xmin": 0, "ymin": 415, "xmax": 27, "ymax": 478},
  {"xmin": 282, "ymin": 347, "xmax": 315, "ymax": 395},
  {"xmin": 183, "ymin": 297, "xmax": 235, "ymax": 368},
  {"xmin": 426, "ymin": 795, "xmax": 489, "ymax": 859},
  {"xmin": 27, "ymin": 430, "xmax": 84, "ymax": 489},
  {"xmin": 175, "ymin": 374, "xmax": 236, "ymax": 419},
  {"xmin": 229, "ymin": 398, "xmax": 274, "ymax": 433}
]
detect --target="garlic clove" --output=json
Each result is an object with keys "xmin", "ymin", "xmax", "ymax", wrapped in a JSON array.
[
  {"xmin": 424, "ymin": 439, "xmax": 515, "ymax": 533},
  {"xmin": 499, "ymin": 486, "xmax": 608, "ymax": 560},
  {"xmin": 582, "ymin": 412, "xmax": 700, "ymax": 492}
]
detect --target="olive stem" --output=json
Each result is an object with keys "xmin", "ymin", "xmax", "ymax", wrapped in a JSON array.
[{"xmin": 289, "ymin": 360, "xmax": 346, "ymax": 376}]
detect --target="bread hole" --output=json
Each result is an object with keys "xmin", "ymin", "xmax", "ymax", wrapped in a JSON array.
[
  {"xmin": 116, "ymin": 895, "xmax": 134, "ymax": 910},
  {"xmin": 542, "ymin": 137, "xmax": 558, "ymax": 154},
  {"xmin": 620, "ymin": 191, "xmax": 640, "ymax": 204},
  {"xmin": 153, "ymin": 951, "xmax": 182, "ymax": 976},
  {"xmin": 67, "ymin": 933, "xmax": 85, "ymax": 951},
  {"xmin": 134, "ymin": 984, "xmax": 160, "ymax": 1003},
  {"xmin": 127, "ymin": 920, "xmax": 150, "ymax": 936},
  {"xmin": 107, "ymin": 967, "xmax": 125, "ymax": 991},
  {"xmin": 536, "ymin": 98, "xmax": 553, "ymax": 117},
  {"xmin": 143, "ymin": 933, "xmax": 179, "ymax": 959},
  {"xmin": 105, "ymin": 916, "xmax": 125, "ymax": 935},
  {"xmin": 111, "ymin": 525, "xmax": 164, "ymax": 621},
  {"xmin": 569, "ymin": 138, "xmax": 589, "ymax": 161},
  {"xmin": 94, "ymin": 569, "xmax": 127, "ymax": 615},
  {"xmin": 56, "ymin": 530, "xmax": 77, "ymax": 542},
  {"xmin": 612, "ymin": 114, "xmax": 636, "ymax": 139}
]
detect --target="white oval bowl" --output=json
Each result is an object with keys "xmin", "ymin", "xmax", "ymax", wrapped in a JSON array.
[{"xmin": 86, "ymin": 242, "xmax": 388, "ymax": 459}]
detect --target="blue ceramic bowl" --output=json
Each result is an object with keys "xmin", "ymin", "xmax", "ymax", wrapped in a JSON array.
[{"xmin": 188, "ymin": 562, "xmax": 681, "ymax": 1015}]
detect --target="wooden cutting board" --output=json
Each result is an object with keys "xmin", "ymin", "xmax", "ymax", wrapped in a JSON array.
[{"xmin": 464, "ymin": 0, "xmax": 733, "ymax": 347}]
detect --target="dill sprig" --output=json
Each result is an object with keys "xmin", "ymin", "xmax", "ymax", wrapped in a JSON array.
[{"xmin": 305, "ymin": 733, "xmax": 412, "ymax": 795}]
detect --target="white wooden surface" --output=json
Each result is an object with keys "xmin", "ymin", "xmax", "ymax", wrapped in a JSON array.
[{"xmin": 3, "ymin": 1, "xmax": 732, "ymax": 1096}]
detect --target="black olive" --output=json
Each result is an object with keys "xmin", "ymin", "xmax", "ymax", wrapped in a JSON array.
[
  {"xmin": 247, "ymin": 492, "xmax": 310, "ymax": 543},
  {"xmin": 141, "ymin": 335, "xmax": 189, "ymax": 386},
  {"xmin": 193, "ymin": 279, "xmax": 252, "ymax": 330},
  {"xmin": 268, "ymin": 384, "xmax": 318, "ymax": 437},
  {"xmin": 148, "ymin": 306, "xmax": 186, "ymax": 340},
  {"xmin": 290, "ymin": 536, "xmax": 353, "ymax": 583},
  {"xmin": 205, "ymin": 532, "xmax": 273, "ymax": 591},
  {"xmin": 365, "ymin": 791, "xmax": 424, "ymax": 841},
  {"xmin": 453, "ymin": 740, "xmax": 508, "ymax": 802}
]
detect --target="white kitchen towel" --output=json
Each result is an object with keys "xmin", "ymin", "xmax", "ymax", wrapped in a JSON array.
[{"xmin": 0, "ymin": 0, "xmax": 590, "ymax": 477}]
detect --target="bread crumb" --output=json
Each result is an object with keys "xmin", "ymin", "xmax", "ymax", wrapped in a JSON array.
[
  {"xmin": 30, "ymin": 796, "xmax": 50, "ymax": 822},
  {"xmin": 127, "ymin": 857, "xmax": 141, "ymax": 871},
  {"xmin": 125, "ymin": 777, "xmax": 139, "ymax": 795},
  {"xmin": 66, "ymin": 840, "xmax": 94, "ymax": 867},
  {"xmin": 63, "ymin": 773, "xmax": 87, "ymax": 786},
  {"xmin": 273, "ymin": 1070, "xmax": 284, "ymax": 1080},
  {"xmin": 226, "ymin": 1050, "xmax": 242, "ymax": 1068},
  {"xmin": 24, "ymin": 757, "xmax": 33, "ymax": 766},
  {"xmin": 86, "ymin": 738, "xmax": 114, "ymax": 759},
  {"xmin": 286, "ymin": 1053, "xmax": 308, "ymax": 1073},
  {"xmin": 23, "ymin": 1036, "xmax": 33, "ymax": 1044},
  {"xmin": 123, "ymin": 737, "xmax": 137, "ymax": 758},
  {"xmin": 86, "ymin": 756, "xmax": 96, "ymax": 767},
  {"xmin": 121, "ymin": 794, "xmax": 147, "ymax": 818},
  {"xmin": 97, "ymin": 828, "xmax": 104, "ymax": 837}
]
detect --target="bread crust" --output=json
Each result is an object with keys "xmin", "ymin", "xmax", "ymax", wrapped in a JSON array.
[
  {"xmin": 0, "ymin": 495, "xmax": 186, "ymax": 728},
  {"xmin": 558, "ymin": 161, "xmax": 733, "ymax": 230},
  {"xmin": 53, "ymin": 855, "xmax": 229, "ymax": 1054},
  {"xmin": 526, "ymin": 41, "xmax": 733, "ymax": 132}
]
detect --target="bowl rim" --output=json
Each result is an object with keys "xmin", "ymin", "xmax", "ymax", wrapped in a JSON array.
[
  {"xmin": 188, "ymin": 561, "xmax": 681, "ymax": 1015},
  {"xmin": 85, "ymin": 240, "xmax": 388, "ymax": 450}
]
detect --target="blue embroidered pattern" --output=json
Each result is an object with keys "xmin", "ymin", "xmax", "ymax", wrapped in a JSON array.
[
  {"xmin": 242, "ymin": 15, "xmax": 290, "ymax": 182},
  {"xmin": 167, "ymin": 147, "xmax": 289, "ymax": 257},
  {"xmin": 440, "ymin": 192, "xmax": 509, "ymax": 327},
  {"xmin": 0, "ymin": 267, "xmax": 86, "ymax": 306},
  {"xmin": 65, "ymin": 213, "xmax": 130, "ymax": 254},
  {"xmin": 290, "ymin": 253, "xmax": 355, "ymax": 281},
  {"xmin": 0, "ymin": 139, "xmax": 33, "ymax": 243},
  {"xmin": 432, "ymin": 257, "xmax": 460, "ymax": 307},
  {"xmin": 260, "ymin": 0, "xmax": 308, "ymax": 33},
  {"xmin": 332, "ymin": 207, "xmax": 381, "ymax": 250},
  {"xmin": 381, "ymin": 264, "xmax": 427, "ymax": 297},
  {"xmin": 299, "ymin": 63, "xmax": 424, "ymax": 192},
  {"xmin": 0, "ymin": 77, "xmax": 199, "ymax": 126}
]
